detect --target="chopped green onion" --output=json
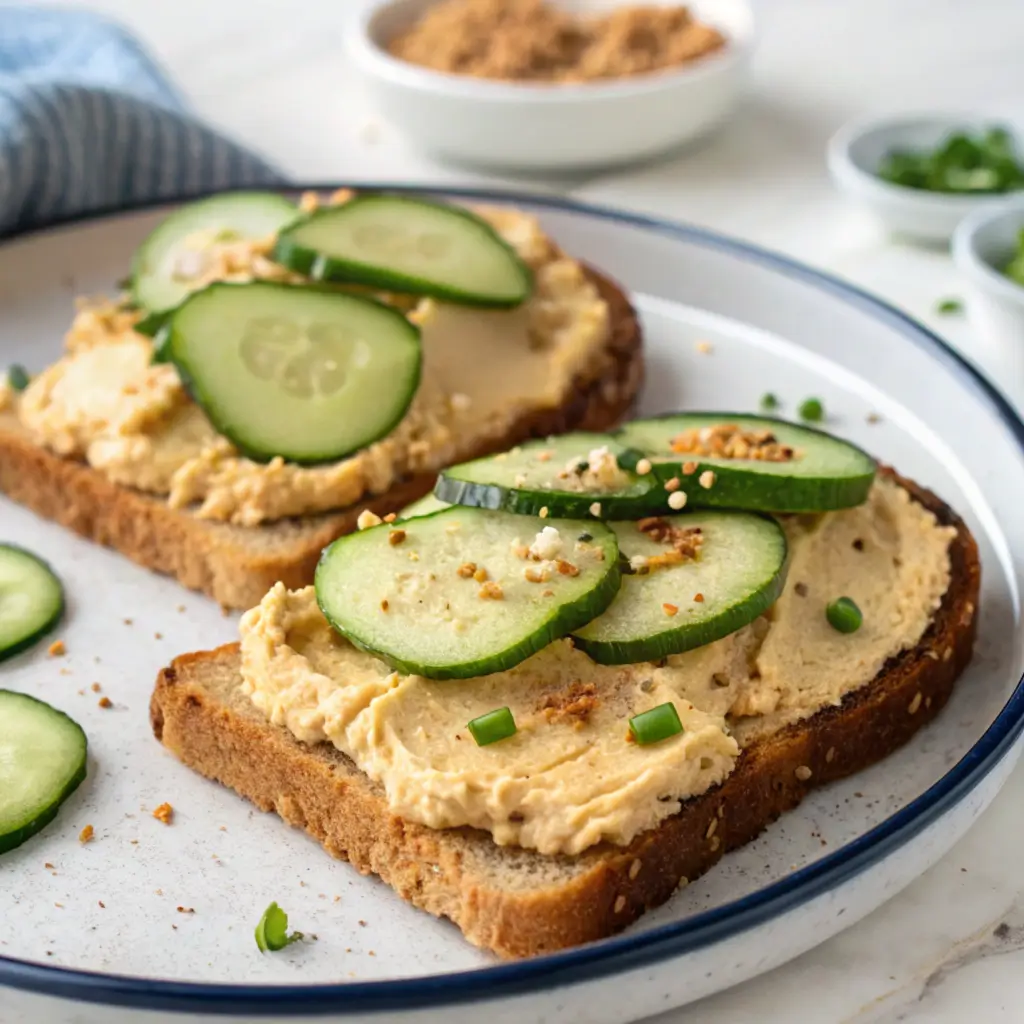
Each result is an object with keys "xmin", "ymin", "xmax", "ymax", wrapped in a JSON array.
[
  {"xmin": 7, "ymin": 364, "xmax": 29, "ymax": 392},
  {"xmin": 936, "ymin": 297, "xmax": 963, "ymax": 315},
  {"xmin": 826, "ymin": 596, "xmax": 862, "ymax": 634},
  {"xmin": 134, "ymin": 310, "xmax": 172, "ymax": 338},
  {"xmin": 798, "ymin": 397, "xmax": 824, "ymax": 423},
  {"xmin": 628, "ymin": 702, "xmax": 683, "ymax": 745},
  {"xmin": 468, "ymin": 707, "xmax": 516, "ymax": 746},
  {"xmin": 878, "ymin": 126, "xmax": 1024, "ymax": 195},
  {"xmin": 1004, "ymin": 229, "xmax": 1024, "ymax": 288},
  {"xmin": 760, "ymin": 392, "xmax": 779, "ymax": 411},
  {"xmin": 254, "ymin": 902, "xmax": 303, "ymax": 953}
]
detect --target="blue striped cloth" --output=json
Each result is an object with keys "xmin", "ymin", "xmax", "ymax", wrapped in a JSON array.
[{"xmin": 0, "ymin": 8, "xmax": 285, "ymax": 236}]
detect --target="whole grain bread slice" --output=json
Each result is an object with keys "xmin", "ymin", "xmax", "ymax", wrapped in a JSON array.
[
  {"xmin": 0, "ymin": 267, "xmax": 642, "ymax": 609},
  {"xmin": 150, "ymin": 469, "xmax": 980, "ymax": 959}
]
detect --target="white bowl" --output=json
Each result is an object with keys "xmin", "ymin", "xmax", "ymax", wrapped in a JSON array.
[
  {"xmin": 952, "ymin": 200, "xmax": 1024, "ymax": 401},
  {"xmin": 347, "ymin": 0, "xmax": 754, "ymax": 172},
  {"xmin": 827, "ymin": 114, "xmax": 1024, "ymax": 244}
]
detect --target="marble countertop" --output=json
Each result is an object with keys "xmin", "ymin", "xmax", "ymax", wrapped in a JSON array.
[{"xmin": 31, "ymin": 0, "xmax": 1024, "ymax": 1019}]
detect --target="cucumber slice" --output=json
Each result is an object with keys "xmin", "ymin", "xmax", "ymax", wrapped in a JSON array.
[
  {"xmin": 435, "ymin": 433, "xmax": 660, "ymax": 519},
  {"xmin": 131, "ymin": 191, "xmax": 298, "ymax": 314},
  {"xmin": 272, "ymin": 196, "xmax": 532, "ymax": 308},
  {"xmin": 0, "ymin": 691, "xmax": 87, "ymax": 855},
  {"xmin": 0, "ymin": 545, "xmax": 64, "ymax": 662},
  {"xmin": 616, "ymin": 413, "xmax": 876, "ymax": 512},
  {"xmin": 315, "ymin": 507, "xmax": 620, "ymax": 679},
  {"xmin": 573, "ymin": 512, "xmax": 787, "ymax": 665},
  {"xmin": 167, "ymin": 282, "xmax": 422, "ymax": 465},
  {"xmin": 397, "ymin": 492, "xmax": 450, "ymax": 520}
]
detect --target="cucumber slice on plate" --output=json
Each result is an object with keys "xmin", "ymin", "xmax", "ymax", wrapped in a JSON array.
[
  {"xmin": 572, "ymin": 512, "xmax": 787, "ymax": 665},
  {"xmin": 273, "ymin": 195, "xmax": 532, "ymax": 308},
  {"xmin": 0, "ymin": 544, "xmax": 63, "ymax": 662},
  {"xmin": 167, "ymin": 281, "xmax": 422, "ymax": 464},
  {"xmin": 616, "ymin": 413, "xmax": 876, "ymax": 513},
  {"xmin": 131, "ymin": 191, "xmax": 298, "ymax": 314},
  {"xmin": 315, "ymin": 507, "xmax": 620, "ymax": 679},
  {"xmin": 397, "ymin": 492, "xmax": 450, "ymax": 520},
  {"xmin": 435, "ymin": 433, "xmax": 660, "ymax": 519},
  {"xmin": 0, "ymin": 691, "xmax": 87, "ymax": 855}
]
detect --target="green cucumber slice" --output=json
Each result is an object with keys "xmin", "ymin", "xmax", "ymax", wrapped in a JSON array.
[
  {"xmin": 315, "ymin": 507, "xmax": 620, "ymax": 679},
  {"xmin": 435, "ymin": 433, "xmax": 659, "ymax": 519},
  {"xmin": 397, "ymin": 492, "xmax": 450, "ymax": 520},
  {"xmin": 167, "ymin": 281, "xmax": 422, "ymax": 465},
  {"xmin": 616, "ymin": 413, "xmax": 876, "ymax": 512},
  {"xmin": 0, "ymin": 545, "xmax": 64, "ymax": 661},
  {"xmin": 0, "ymin": 691, "xmax": 87, "ymax": 855},
  {"xmin": 573, "ymin": 512, "xmax": 787, "ymax": 664},
  {"xmin": 131, "ymin": 191, "xmax": 298, "ymax": 314},
  {"xmin": 272, "ymin": 196, "xmax": 532, "ymax": 308}
]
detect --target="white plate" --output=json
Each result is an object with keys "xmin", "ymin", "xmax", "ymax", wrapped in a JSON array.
[{"xmin": 1, "ymin": 190, "xmax": 1023, "ymax": 1024}]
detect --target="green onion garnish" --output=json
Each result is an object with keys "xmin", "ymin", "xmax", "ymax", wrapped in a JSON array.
[
  {"xmin": 7, "ymin": 364, "xmax": 29, "ymax": 392},
  {"xmin": 798, "ymin": 397, "xmax": 824, "ymax": 423},
  {"xmin": 878, "ymin": 126, "xmax": 1024, "ymax": 194},
  {"xmin": 628, "ymin": 702, "xmax": 683, "ymax": 745},
  {"xmin": 134, "ymin": 310, "xmax": 171, "ymax": 338},
  {"xmin": 826, "ymin": 596, "xmax": 862, "ymax": 634},
  {"xmin": 1004, "ymin": 229, "xmax": 1024, "ymax": 288},
  {"xmin": 255, "ymin": 902, "xmax": 303, "ymax": 953},
  {"xmin": 936, "ymin": 297, "xmax": 963, "ymax": 315},
  {"xmin": 760, "ymin": 392, "xmax": 779, "ymax": 411},
  {"xmin": 468, "ymin": 707, "xmax": 516, "ymax": 746}
]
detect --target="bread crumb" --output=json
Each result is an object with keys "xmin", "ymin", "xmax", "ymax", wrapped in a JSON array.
[
  {"xmin": 698, "ymin": 470, "xmax": 716, "ymax": 489},
  {"xmin": 154, "ymin": 632, "xmax": 163, "ymax": 640},
  {"xmin": 176, "ymin": 906, "xmax": 194, "ymax": 914},
  {"xmin": 79, "ymin": 825, "xmax": 94, "ymax": 844},
  {"xmin": 123, "ymin": 618, "xmax": 133, "ymax": 626},
  {"xmin": 176, "ymin": 604, "xmax": 186, "ymax": 613},
  {"xmin": 635, "ymin": 458, "xmax": 652, "ymax": 475},
  {"xmin": 91, "ymin": 683, "xmax": 101, "ymax": 693},
  {"xmin": 795, "ymin": 765, "xmax": 812, "ymax": 781},
  {"xmin": 44, "ymin": 862, "xmax": 54, "ymax": 869},
  {"xmin": 695, "ymin": 340, "xmax": 713, "ymax": 354},
  {"xmin": 48, "ymin": 640, "xmax": 66, "ymax": 657},
  {"xmin": 357, "ymin": 509, "xmax": 383, "ymax": 530},
  {"xmin": 97, "ymin": 696, "xmax": 112, "ymax": 709},
  {"xmin": 668, "ymin": 490, "xmax": 687, "ymax": 510},
  {"xmin": 152, "ymin": 803, "xmax": 174, "ymax": 825},
  {"xmin": 98, "ymin": 901, "xmax": 105, "ymax": 908}
]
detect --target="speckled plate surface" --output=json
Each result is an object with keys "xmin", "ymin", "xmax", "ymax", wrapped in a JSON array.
[{"xmin": 1, "ymin": 189, "xmax": 1023, "ymax": 1024}]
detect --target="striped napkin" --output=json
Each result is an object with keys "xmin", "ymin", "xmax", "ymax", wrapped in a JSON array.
[{"xmin": 0, "ymin": 8, "xmax": 285, "ymax": 236}]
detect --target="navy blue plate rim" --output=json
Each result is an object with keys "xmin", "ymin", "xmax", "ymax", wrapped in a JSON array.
[{"xmin": 1, "ymin": 185, "xmax": 1022, "ymax": 1016}]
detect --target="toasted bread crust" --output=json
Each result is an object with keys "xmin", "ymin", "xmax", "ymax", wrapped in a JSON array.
[
  {"xmin": 0, "ymin": 267, "xmax": 642, "ymax": 609},
  {"xmin": 150, "ymin": 469, "xmax": 979, "ymax": 958}
]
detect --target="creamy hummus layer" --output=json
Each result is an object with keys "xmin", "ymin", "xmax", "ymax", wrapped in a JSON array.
[
  {"xmin": 239, "ymin": 477, "xmax": 956, "ymax": 856},
  {"xmin": 15, "ymin": 204, "xmax": 611, "ymax": 526}
]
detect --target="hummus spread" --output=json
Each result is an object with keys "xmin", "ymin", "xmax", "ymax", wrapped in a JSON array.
[
  {"xmin": 239, "ymin": 477, "xmax": 956, "ymax": 855},
  {"xmin": 16, "ymin": 203, "xmax": 611, "ymax": 526}
]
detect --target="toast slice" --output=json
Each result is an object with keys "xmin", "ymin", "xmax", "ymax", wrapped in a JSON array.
[
  {"xmin": 0, "ymin": 267, "xmax": 642, "ymax": 610},
  {"xmin": 150, "ymin": 469, "xmax": 980, "ymax": 959}
]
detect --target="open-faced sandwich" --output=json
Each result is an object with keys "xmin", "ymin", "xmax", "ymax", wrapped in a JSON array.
[
  {"xmin": 0, "ymin": 190, "xmax": 642, "ymax": 608},
  {"xmin": 151, "ymin": 415, "xmax": 979, "ymax": 958}
]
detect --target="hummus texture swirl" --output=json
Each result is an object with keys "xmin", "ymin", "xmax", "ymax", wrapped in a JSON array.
[
  {"xmin": 239, "ymin": 478, "xmax": 956, "ymax": 856},
  {"xmin": 15, "ymin": 204, "xmax": 611, "ymax": 526}
]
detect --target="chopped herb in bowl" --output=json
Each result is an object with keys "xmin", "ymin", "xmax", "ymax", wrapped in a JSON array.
[
  {"xmin": 878, "ymin": 127, "xmax": 1024, "ymax": 195},
  {"xmin": 1004, "ymin": 229, "xmax": 1024, "ymax": 288}
]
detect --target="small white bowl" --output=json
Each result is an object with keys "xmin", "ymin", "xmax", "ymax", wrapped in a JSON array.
[
  {"xmin": 952, "ymin": 201, "xmax": 1024, "ymax": 398},
  {"xmin": 348, "ymin": 0, "xmax": 755, "ymax": 172},
  {"xmin": 827, "ymin": 114, "xmax": 1024, "ymax": 245}
]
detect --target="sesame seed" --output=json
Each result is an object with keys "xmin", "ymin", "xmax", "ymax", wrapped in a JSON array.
[
  {"xmin": 613, "ymin": 895, "xmax": 626, "ymax": 914},
  {"xmin": 942, "ymin": 646, "xmax": 953, "ymax": 662},
  {"xmin": 662, "ymin": 602, "xmax": 679, "ymax": 617},
  {"xmin": 825, "ymin": 747, "xmax": 836, "ymax": 763},
  {"xmin": 388, "ymin": 529, "xmax": 406, "ymax": 546},
  {"xmin": 636, "ymin": 458, "xmax": 652, "ymax": 475},
  {"xmin": 925, "ymin": 696, "xmax": 933, "ymax": 709},
  {"xmin": 705, "ymin": 819, "xmax": 717, "ymax": 839},
  {"xmin": 539, "ymin": 506, "xmax": 549, "ymax": 519},
  {"xmin": 628, "ymin": 859, "xmax": 642, "ymax": 880},
  {"xmin": 795, "ymin": 765, "xmax": 812, "ymax": 781},
  {"xmin": 908, "ymin": 692, "xmax": 923, "ymax": 715},
  {"xmin": 698, "ymin": 470, "xmax": 716, "ymax": 489},
  {"xmin": 709, "ymin": 835, "xmax": 720, "ymax": 851},
  {"xmin": 664, "ymin": 477, "xmax": 680, "ymax": 492},
  {"xmin": 380, "ymin": 599, "xmax": 389, "ymax": 612},
  {"xmin": 589, "ymin": 501, "xmax": 602, "ymax": 517},
  {"xmin": 668, "ymin": 490, "xmax": 687, "ymax": 510}
]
